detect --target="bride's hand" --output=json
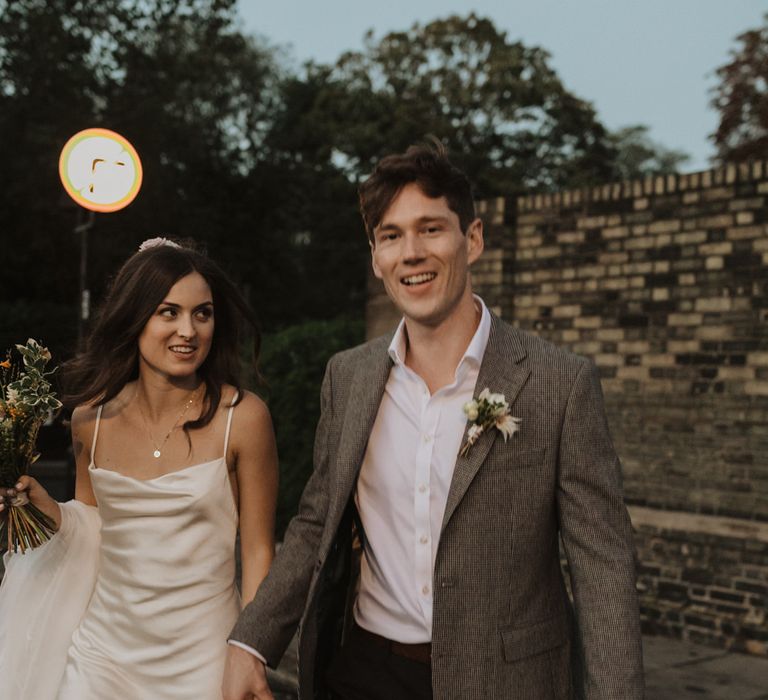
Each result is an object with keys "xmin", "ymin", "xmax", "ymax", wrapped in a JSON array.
[{"xmin": 0, "ymin": 476, "xmax": 62, "ymax": 530}]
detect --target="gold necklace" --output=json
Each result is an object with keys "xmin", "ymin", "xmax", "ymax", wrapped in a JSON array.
[{"xmin": 137, "ymin": 389, "xmax": 199, "ymax": 459}]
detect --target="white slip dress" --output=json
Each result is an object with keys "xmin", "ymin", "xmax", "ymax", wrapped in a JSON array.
[
  {"xmin": 0, "ymin": 401, "xmax": 241, "ymax": 700},
  {"xmin": 57, "ymin": 401, "xmax": 242, "ymax": 699},
  {"xmin": 58, "ymin": 401, "xmax": 241, "ymax": 699}
]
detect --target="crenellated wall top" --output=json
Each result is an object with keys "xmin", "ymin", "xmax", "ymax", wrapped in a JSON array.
[{"xmin": 516, "ymin": 161, "xmax": 768, "ymax": 213}]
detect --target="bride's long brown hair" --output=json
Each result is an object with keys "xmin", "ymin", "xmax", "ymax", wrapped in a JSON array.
[{"xmin": 61, "ymin": 241, "xmax": 262, "ymax": 432}]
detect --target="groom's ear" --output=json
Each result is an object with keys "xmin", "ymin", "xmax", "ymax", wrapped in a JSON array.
[
  {"xmin": 466, "ymin": 218, "xmax": 484, "ymax": 265},
  {"xmin": 369, "ymin": 239, "xmax": 383, "ymax": 279}
]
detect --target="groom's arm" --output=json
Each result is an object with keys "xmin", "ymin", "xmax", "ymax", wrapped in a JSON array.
[
  {"xmin": 228, "ymin": 356, "xmax": 337, "ymax": 666},
  {"xmin": 556, "ymin": 358, "xmax": 644, "ymax": 699}
]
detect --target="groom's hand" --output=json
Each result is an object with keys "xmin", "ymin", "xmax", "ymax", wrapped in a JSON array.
[{"xmin": 222, "ymin": 645, "xmax": 274, "ymax": 700}]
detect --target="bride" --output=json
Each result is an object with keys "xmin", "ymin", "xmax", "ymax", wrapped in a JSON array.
[{"xmin": 0, "ymin": 239, "xmax": 278, "ymax": 699}]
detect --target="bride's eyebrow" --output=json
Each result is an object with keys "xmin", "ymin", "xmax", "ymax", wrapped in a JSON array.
[{"xmin": 156, "ymin": 301, "xmax": 213, "ymax": 309}]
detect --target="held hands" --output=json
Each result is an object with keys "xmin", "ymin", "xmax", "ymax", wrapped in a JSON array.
[
  {"xmin": 222, "ymin": 645, "xmax": 274, "ymax": 700},
  {"xmin": 0, "ymin": 475, "xmax": 62, "ymax": 531}
]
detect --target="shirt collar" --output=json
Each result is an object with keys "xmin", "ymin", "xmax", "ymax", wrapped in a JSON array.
[{"xmin": 387, "ymin": 295, "xmax": 491, "ymax": 371}]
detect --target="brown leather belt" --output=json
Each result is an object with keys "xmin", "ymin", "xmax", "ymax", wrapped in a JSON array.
[{"xmin": 353, "ymin": 623, "xmax": 432, "ymax": 665}]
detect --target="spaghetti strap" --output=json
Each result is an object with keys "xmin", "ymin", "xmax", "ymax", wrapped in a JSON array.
[
  {"xmin": 223, "ymin": 391, "xmax": 238, "ymax": 458},
  {"xmin": 91, "ymin": 405, "xmax": 104, "ymax": 464}
]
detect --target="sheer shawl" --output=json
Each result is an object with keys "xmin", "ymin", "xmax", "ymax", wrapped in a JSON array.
[{"xmin": 0, "ymin": 500, "xmax": 101, "ymax": 699}]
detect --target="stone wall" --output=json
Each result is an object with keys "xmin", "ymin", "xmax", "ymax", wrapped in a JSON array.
[{"xmin": 366, "ymin": 162, "xmax": 768, "ymax": 654}]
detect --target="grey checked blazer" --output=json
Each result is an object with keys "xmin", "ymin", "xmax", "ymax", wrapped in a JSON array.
[{"xmin": 230, "ymin": 314, "xmax": 645, "ymax": 699}]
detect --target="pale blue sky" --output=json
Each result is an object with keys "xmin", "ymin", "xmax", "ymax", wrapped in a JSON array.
[{"xmin": 237, "ymin": 1, "xmax": 766, "ymax": 172}]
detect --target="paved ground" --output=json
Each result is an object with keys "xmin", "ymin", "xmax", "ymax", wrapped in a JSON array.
[
  {"xmin": 268, "ymin": 634, "xmax": 768, "ymax": 699},
  {"xmin": 644, "ymin": 635, "xmax": 768, "ymax": 700}
]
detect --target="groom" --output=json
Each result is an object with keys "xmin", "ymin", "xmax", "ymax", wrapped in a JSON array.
[{"xmin": 224, "ymin": 142, "xmax": 644, "ymax": 699}]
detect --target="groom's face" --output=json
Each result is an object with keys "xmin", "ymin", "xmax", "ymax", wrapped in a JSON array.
[{"xmin": 370, "ymin": 182, "xmax": 483, "ymax": 328}]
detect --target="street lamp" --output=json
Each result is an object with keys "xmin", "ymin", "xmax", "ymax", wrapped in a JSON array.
[{"xmin": 58, "ymin": 128, "xmax": 143, "ymax": 346}]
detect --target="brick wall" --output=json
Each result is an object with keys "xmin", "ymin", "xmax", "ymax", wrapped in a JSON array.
[
  {"xmin": 513, "ymin": 164, "xmax": 768, "ymax": 523},
  {"xmin": 366, "ymin": 162, "xmax": 768, "ymax": 654},
  {"xmin": 631, "ymin": 507, "xmax": 768, "ymax": 656}
]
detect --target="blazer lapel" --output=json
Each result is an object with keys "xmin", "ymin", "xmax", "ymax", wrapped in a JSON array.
[
  {"xmin": 441, "ymin": 316, "xmax": 530, "ymax": 532},
  {"xmin": 331, "ymin": 339, "xmax": 394, "ymax": 514}
]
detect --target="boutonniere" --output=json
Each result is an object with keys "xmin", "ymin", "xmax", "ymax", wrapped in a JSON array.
[{"xmin": 460, "ymin": 387, "xmax": 521, "ymax": 457}]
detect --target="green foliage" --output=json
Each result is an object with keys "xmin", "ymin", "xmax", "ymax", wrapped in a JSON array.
[
  {"xmin": 0, "ymin": 0, "xmax": 369, "ymax": 336},
  {"xmin": 0, "ymin": 0, "xmax": 289, "ymax": 323},
  {"xmin": 1, "ymin": 338, "xmax": 61, "ymax": 552},
  {"xmin": 6, "ymin": 339, "xmax": 62, "ymax": 412},
  {"xmin": 608, "ymin": 125, "xmax": 689, "ymax": 179},
  {"xmin": 711, "ymin": 13, "xmax": 768, "ymax": 162},
  {"xmin": 259, "ymin": 315, "xmax": 365, "ymax": 536},
  {"xmin": 280, "ymin": 13, "xmax": 621, "ymax": 196}
]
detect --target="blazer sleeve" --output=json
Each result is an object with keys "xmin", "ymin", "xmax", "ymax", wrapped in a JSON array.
[
  {"xmin": 556, "ymin": 358, "xmax": 645, "ymax": 699},
  {"xmin": 229, "ymin": 356, "xmax": 336, "ymax": 666}
]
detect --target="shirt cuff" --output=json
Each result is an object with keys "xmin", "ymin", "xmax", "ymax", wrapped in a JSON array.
[{"xmin": 227, "ymin": 639, "xmax": 267, "ymax": 665}]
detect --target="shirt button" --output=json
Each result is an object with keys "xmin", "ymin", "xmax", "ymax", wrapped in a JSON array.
[
  {"xmin": 418, "ymin": 484, "xmax": 427, "ymax": 493},
  {"xmin": 422, "ymin": 585, "xmax": 430, "ymax": 595},
  {"xmin": 420, "ymin": 535, "xmax": 428, "ymax": 544},
  {"xmin": 423, "ymin": 434, "xmax": 432, "ymax": 443}
]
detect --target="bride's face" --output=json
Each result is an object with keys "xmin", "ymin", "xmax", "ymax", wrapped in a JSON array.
[{"xmin": 137, "ymin": 272, "xmax": 214, "ymax": 381}]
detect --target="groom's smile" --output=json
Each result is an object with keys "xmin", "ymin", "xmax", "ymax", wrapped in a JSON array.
[{"xmin": 401, "ymin": 272, "xmax": 437, "ymax": 286}]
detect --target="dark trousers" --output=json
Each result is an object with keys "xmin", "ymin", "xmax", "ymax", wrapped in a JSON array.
[{"xmin": 325, "ymin": 625, "xmax": 433, "ymax": 700}]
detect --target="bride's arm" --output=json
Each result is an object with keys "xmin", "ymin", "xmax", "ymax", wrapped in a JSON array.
[
  {"xmin": 70, "ymin": 404, "xmax": 98, "ymax": 507},
  {"xmin": 0, "ymin": 404, "xmax": 99, "ymax": 528},
  {"xmin": 231, "ymin": 392, "xmax": 279, "ymax": 605}
]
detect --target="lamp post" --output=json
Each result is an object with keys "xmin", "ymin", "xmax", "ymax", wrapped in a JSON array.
[{"xmin": 74, "ymin": 210, "xmax": 95, "ymax": 348}]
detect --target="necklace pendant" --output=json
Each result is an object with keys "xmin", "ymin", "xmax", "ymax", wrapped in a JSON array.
[{"xmin": 153, "ymin": 450, "xmax": 161, "ymax": 459}]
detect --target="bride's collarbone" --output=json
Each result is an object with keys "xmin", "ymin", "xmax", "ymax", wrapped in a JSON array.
[{"xmin": 94, "ymin": 413, "xmax": 226, "ymax": 480}]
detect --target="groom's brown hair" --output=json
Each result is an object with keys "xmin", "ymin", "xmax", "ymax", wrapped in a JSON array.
[{"xmin": 358, "ymin": 138, "xmax": 476, "ymax": 244}]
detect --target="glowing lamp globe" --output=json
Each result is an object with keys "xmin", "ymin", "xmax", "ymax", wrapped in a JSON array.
[{"xmin": 59, "ymin": 128, "xmax": 143, "ymax": 212}]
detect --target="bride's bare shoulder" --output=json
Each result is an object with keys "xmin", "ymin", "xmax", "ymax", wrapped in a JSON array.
[
  {"xmin": 71, "ymin": 404, "xmax": 97, "ymax": 433},
  {"xmin": 71, "ymin": 384, "xmax": 133, "ymax": 436},
  {"xmin": 223, "ymin": 385, "xmax": 267, "ymax": 413},
  {"xmin": 222, "ymin": 386, "xmax": 271, "ymax": 436}
]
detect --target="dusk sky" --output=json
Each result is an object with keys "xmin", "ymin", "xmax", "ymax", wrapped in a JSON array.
[{"xmin": 238, "ymin": 1, "xmax": 766, "ymax": 173}]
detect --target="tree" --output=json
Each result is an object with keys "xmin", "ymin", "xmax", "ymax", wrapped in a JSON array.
[
  {"xmin": 278, "ymin": 14, "xmax": 622, "ymax": 197},
  {"xmin": 258, "ymin": 315, "xmax": 364, "ymax": 536},
  {"xmin": 608, "ymin": 125, "xmax": 689, "ymax": 180},
  {"xmin": 711, "ymin": 13, "xmax": 768, "ymax": 162},
  {"xmin": 82, "ymin": 1, "xmax": 290, "ymax": 326},
  {"xmin": 0, "ymin": 0, "xmax": 116, "ymax": 321},
  {"xmin": 253, "ymin": 69, "xmax": 370, "ymax": 323},
  {"xmin": 0, "ymin": 0, "xmax": 288, "ymax": 350}
]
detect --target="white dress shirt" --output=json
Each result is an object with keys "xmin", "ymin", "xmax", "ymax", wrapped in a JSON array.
[{"xmin": 354, "ymin": 297, "xmax": 491, "ymax": 643}]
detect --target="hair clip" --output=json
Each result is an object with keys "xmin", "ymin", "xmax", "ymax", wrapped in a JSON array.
[{"xmin": 137, "ymin": 237, "xmax": 182, "ymax": 252}]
